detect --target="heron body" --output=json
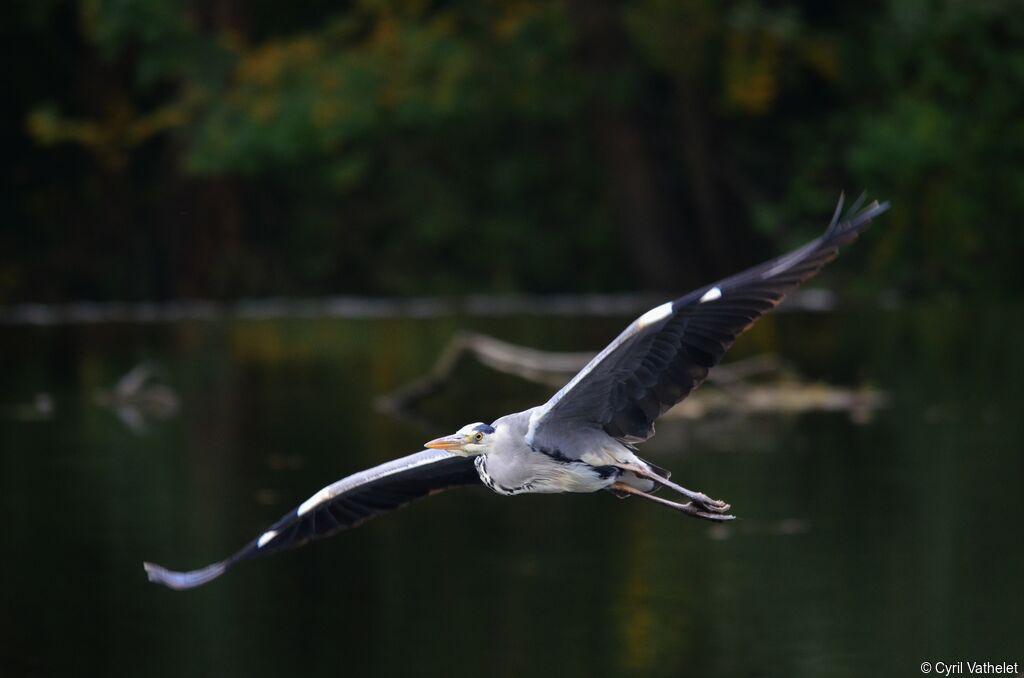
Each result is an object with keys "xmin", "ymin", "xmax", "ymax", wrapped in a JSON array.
[
  {"xmin": 469, "ymin": 411, "xmax": 644, "ymax": 495},
  {"xmin": 145, "ymin": 194, "xmax": 889, "ymax": 590}
]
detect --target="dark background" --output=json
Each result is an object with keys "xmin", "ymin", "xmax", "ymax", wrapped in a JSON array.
[
  {"xmin": 3, "ymin": 4, "xmax": 1024, "ymax": 677},
  {"xmin": 4, "ymin": 0, "xmax": 1022, "ymax": 303}
]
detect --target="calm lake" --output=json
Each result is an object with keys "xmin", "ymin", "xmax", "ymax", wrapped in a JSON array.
[{"xmin": 1, "ymin": 305, "xmax": 1021, "ymax": 677}]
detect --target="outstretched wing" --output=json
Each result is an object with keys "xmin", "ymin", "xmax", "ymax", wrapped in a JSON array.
[
  {"xmin": 144, "ymin": 450, "xmax": 481, "ymax": 590},
  {"xmin": 527, "ymin": 194, "xmax": 889, "ymax": 451}
]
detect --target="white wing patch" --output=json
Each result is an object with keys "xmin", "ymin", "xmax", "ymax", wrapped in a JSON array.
[
  {"xmin": 637, "ymin": 302, "xmax": 673, "ymax": 328},
  {"xmin": 527, "ymin": 301, "xmax": 675, "ymax": 444},
  {"xmin": 257, "ymin": 530, "xmax": 278, "ymax": 548},
  {"xmin": 297, "ymin": 488, "xmax": 331, "ymax": 516},
  {"xmin": 699, "ymin": 286, "xmax": 722, "ymax": 303},
  {"xmin": 294, "ymin": 450, "xmax": 458, "ymax": 518}
]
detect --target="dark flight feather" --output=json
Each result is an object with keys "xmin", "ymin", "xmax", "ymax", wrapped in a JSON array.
[
  {"xmin": 144, "ymin": 451, "xmax": 480, "ymax": 590},
  {"xmin": 529, "ymin": 194, "xmax": 889, "ymax": 448}
]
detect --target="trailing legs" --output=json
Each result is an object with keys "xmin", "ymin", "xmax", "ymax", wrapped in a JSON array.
[
  {"xmin": 609, "ymin": 482, "xmax": 735, "ymax": 522},
  {"xmin": 614, "ymin": 463, "xmax": 732, "ymax": 515}
]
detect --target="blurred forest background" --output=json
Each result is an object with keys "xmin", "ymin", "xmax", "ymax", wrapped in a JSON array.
[{"xmin": 3, "ymin": 0, "xmax": 1022, "ymax": 303}]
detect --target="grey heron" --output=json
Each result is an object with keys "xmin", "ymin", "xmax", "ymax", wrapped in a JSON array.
[{"xmin": 144, "ymin": 194, "xmax": 888, "ymax": 590}]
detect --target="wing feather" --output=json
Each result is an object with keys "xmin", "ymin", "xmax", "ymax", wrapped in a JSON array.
[
  {"xmin": 528, "ymin": 195, "xmax": 889, "ymax": 450},
  {"xmin": 144, "ymin": 450, "xmax": 480, "ymax": 590}
]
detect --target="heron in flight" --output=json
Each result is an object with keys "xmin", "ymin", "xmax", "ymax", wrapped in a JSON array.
[{"xmin": 145, "ymin": 194, "xmax": 888, "ymax": 590}]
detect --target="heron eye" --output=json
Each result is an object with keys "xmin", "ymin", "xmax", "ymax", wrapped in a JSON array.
[{"xmin": 473, "ymin": 432, "xmax": 484, "ymax": 442}]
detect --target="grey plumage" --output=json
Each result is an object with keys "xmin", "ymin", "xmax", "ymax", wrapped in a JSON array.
[
  {"xmin": 527, "ymin": 194, "xmax": 888, "ymax": 451},
  {"xmin": 145, "ymin": 194, "xmax": 888, "ymax": 590}
]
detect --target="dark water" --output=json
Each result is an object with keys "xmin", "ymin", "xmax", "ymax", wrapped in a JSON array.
[{"xmin": 1, "ymin": 307, "xmax": 1021, "ymax": 677}]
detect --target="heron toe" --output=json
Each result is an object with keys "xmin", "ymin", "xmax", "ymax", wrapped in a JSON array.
[
  {"xmin": 674, "ymin": 500, "xmax": 735, "ymax": 522},
  {"xmin": 692, "ymin": 508, "xmax": 736, "ymax": 522},
  {"xmin": 693, "ymin": 494, "xmax": 731, "ymax": 514}
]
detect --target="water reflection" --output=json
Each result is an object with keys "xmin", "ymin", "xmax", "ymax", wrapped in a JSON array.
[
  {"xmin": 0, "ymin": 308, "xmax": 1021, "ymax": 677},
  {"xmin": 95, "ymin": 362, "xmax": 179, "ymax": 434}
]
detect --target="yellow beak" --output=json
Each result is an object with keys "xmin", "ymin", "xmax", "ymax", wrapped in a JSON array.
[{"xmin": 424, "ymin": 434, "xmax": 465, "ymax": 451}]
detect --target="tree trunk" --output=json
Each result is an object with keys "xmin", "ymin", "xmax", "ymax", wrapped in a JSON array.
[{"xmin": 565, "ymin": 0, "xmax": 691, "ymax": 291}]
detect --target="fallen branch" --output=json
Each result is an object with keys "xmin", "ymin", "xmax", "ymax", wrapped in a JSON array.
[{"xmin": 376, "ymin": 332, "xmax": 885, "ymax": 424}]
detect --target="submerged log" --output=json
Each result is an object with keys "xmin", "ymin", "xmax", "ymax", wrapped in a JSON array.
[{"xmin": 377, "ymin": 332, "xmax": 885, "ymax": 424}]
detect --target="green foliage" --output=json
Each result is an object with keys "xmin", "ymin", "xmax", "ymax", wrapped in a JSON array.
[
  {"xmin": 841, "ymin": 1, "xmax": 1024, "ymax": 295},
  {"xmin": 6, "ymin": 0, "xmax": 1024, "ymax": 301}
]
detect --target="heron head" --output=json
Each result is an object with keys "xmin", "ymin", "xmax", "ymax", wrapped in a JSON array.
[{"xmin": 424, "ymin": 422, "xmax": 495, "ymax": 456}]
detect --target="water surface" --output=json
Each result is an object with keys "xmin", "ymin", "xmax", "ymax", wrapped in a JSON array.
[{"xmin": 1, "ymin": 307, "xmax": 1021, "ymax": 677}]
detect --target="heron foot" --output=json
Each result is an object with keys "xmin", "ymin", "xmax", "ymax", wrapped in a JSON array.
[
  {"xmin": 609, "ymin": 482, "xmax": 736, "ymax": 522},
  {"xmin": 674, "ymin": 501, "xmax": 736, "ymax": 522},
  {"xmin": 689, "ymin": 492, "xmax": 731, "ymax": 514},
  {"xmin": 616, "ymin": 464, "xmax": 731, "ymax": 514}
]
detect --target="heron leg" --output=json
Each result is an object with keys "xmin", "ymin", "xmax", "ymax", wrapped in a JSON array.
[
  {"xmin": 609, "ymin": 483, "xmax": 735, "ymax": 522},
  {"xmin": 615, "ymin": 464, "xmax": 731, "ymax": 514}
]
